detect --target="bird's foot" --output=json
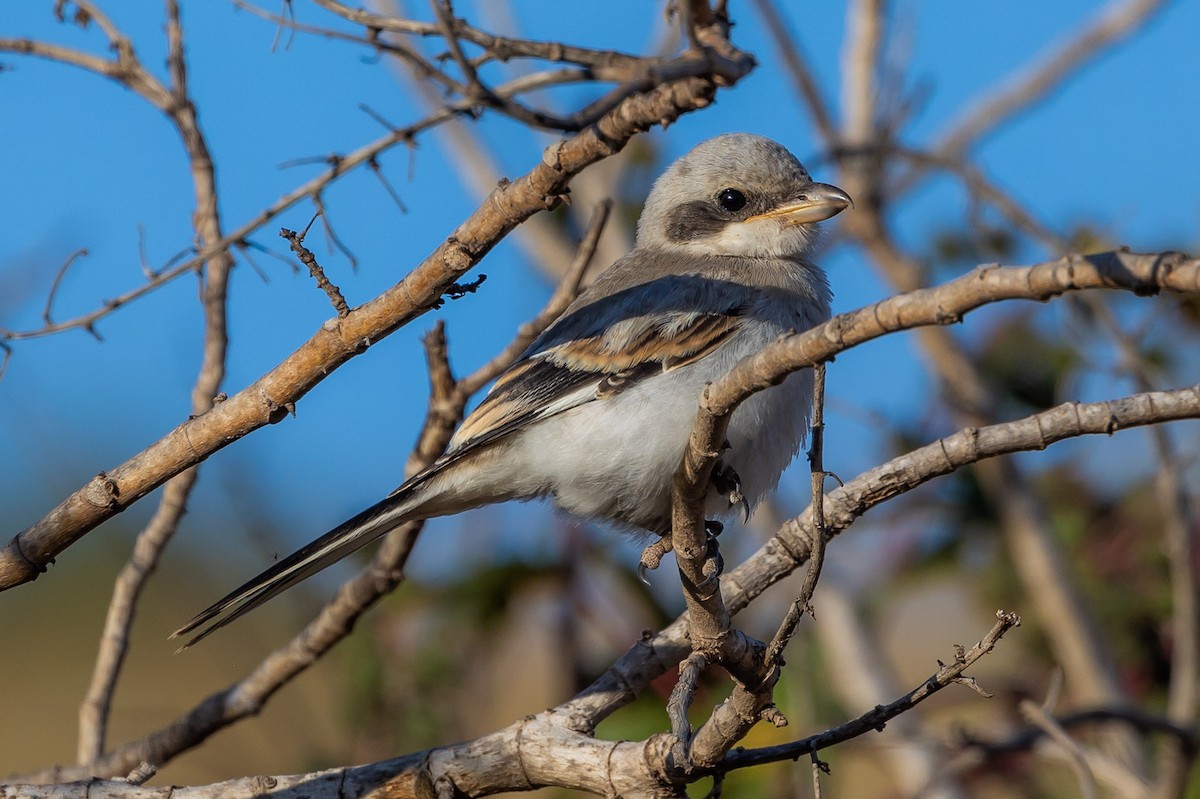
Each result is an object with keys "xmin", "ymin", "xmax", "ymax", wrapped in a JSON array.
[
  {"xmin": 638, "ymin": 536, "xmax": 673, "ymax": 586},
  {"xmin": 712, "ymin": 463, "xmax": 750, "ymax": 523}
]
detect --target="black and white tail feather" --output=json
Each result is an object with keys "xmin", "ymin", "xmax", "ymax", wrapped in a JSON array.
[{"xmin": 171, "ymin": 477, "xmax": 426, "ymax": 649}]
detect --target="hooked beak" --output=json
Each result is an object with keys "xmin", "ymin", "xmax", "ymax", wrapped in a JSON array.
[{"xmin": 746, "ymin": 183, "xmax": 854, "ymax": 225}]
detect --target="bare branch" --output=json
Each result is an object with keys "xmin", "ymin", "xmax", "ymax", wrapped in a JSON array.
[
  {"xmin": 764, "ymin": 362, "xmax": 829, "ymax": 666},
  {"xmin": 671, "ymin": 251, "xmax": 1199, "ymax": 602},
  {"xmin": 841, "ymin": 0, "xmax": 885, "ymax": 146},
  {"xmin": 962, "ymin": 707, "xmax": 1198, "ymax": 758},
  {"xmin": 231, "ymin": 0, "xmax": 464, "ymax": 94},
  {"xmin": 30, "ymin": 380, "xmax": 1190, "ymax": 787},
  {"xmin": 813, "ymin": 579, "xmax": 969, "ymax": 797},
  {"xmin": 16, "ymin": 217, "xmax": 605, "ymax": 782},
  {"xmin": 0, "ymin": 20, "xmax": 745, "ymax": 343},
  {"xmin": 561, "ymin": 378, "xmax": 1200, "ymax": 762},
  {"xmin": 56, "ymin": 0, "xmax": 125, "ymax": 49},
  {"xmin": 0, "ymin": 38, "xmax": 127, "ymax": 84},
  {"xmin": 313, "ymin": 0, "xmax": 650, "ymax": 69}
]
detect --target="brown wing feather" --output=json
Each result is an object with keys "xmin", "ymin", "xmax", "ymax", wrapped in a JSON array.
[{"xmin": 447, "ymin": 306, "xmax": 746, "ymax": 454}]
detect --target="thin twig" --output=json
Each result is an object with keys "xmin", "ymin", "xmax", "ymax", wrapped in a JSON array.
[
  {"xmin": 811, "ymin": 752, "xmax": 827, "ymax": 798},
  {"xmin": 280, "ymin": 227, "xmax": 350, "ymax": 317},
  {"xmin": 56, "ymin": 0, "xmax": 125, "ymax": 49},
  {"xmin": 311, "ymin": 193, "xmax": 359, "ymax": 272},
  {"xmin": 764, "ymin": 362, "xmax": 829, "ymax": 665},
  {"xmin": 41, "ymin": 248, "xmax": 89, "ymax": 325},
  {"xmin": 232, "ymin": 0, "xmax": 461, "ymax": 90},
  {"xmin": 1020, "ymin": 699, "xmax": 1099, "ymax": 799},
  {"xmin": 366, "ymin": 156, "xmax": 409, "ymax": 214},
  {"xmin": 720, "ymin": 611, "xmax": 1022, "ymax": 770}
]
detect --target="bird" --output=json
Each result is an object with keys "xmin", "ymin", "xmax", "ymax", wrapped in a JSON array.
[{"xmin": 173, "ymin": 133, "xmax": 852, "ymax": 648}]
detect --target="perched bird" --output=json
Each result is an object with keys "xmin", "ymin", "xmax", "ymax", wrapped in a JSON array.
[{"xmin": 174, "ymin": 133, "xmax": 851, "ymax": 648}]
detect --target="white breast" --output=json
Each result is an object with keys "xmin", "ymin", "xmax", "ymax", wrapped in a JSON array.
[{"xmin": 513, "ymin": 292, "xmax": 823, "ymax": 533}]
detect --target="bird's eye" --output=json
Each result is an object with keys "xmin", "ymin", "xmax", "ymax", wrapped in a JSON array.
[{"xmin": 717, "ymin": 188, "xmax": 747, "ymax": 213}]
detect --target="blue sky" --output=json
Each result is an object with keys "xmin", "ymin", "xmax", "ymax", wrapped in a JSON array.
[{"xmin": 1, "ymin": 0, "xmax": 1198, "ymax": 591}]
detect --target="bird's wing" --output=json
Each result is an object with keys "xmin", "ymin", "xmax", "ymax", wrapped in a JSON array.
[{"xmin": 438, "ymin": 271, "xmax": 753, "ymax": 460}]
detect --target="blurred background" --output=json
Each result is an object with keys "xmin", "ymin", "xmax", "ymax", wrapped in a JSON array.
[{"xmin": 1, "ymin": 1, "xmax": 1199, "ymax": 796}]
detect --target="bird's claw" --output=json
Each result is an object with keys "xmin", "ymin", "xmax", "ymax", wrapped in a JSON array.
[
  {"xmin": 638, "ymin": 537, "xmax": 673, "ymax": 586},
  {"xmin": 693, "ymin": 523, "xmax": 726, "ymax": 594},
  {"xmin": 712, "ymin": 463, "xmax": 750, "ymax": 523}
]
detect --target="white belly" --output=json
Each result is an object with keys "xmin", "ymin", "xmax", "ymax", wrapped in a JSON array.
[{"xmin": 511, "ymin": 321, "xmax": 814, "ymax": 534}]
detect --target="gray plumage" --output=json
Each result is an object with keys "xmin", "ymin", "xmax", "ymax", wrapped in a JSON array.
[{"xmin": 173, "ymin": 133, "xmax": 851, "ymax": 648}]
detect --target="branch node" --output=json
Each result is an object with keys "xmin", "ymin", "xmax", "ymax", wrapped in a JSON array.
[
  {"xmin": 84, "ymin": 472, "xmax": 120, "ymax": 509},
  {"xmin": 953, "ymin": 675, "xmax": 995, "ymax": 699}
]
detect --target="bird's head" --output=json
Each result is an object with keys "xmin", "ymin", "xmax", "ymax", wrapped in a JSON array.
[{"xmin": 636, "ymin": 133, "xmax": 852, "ymax": 261}]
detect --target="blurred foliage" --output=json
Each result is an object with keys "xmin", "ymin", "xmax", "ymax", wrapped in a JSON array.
[
  {"xmin": 929, "ymin": 225, "xmax": 1018, "ymax": 273},
  {"xmin": 975, "ymin": 311, "xmax": 1081, "ymax": 413}
]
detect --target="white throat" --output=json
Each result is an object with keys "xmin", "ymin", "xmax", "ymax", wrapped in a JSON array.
[{"xmin": 689, "ymin": 218, "xmax": 820, "ymax": 260}]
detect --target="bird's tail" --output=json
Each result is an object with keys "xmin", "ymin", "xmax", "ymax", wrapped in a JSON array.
[{"xmin": 171, "ymin": 484, "xmax": 424, "ymax": 650}]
